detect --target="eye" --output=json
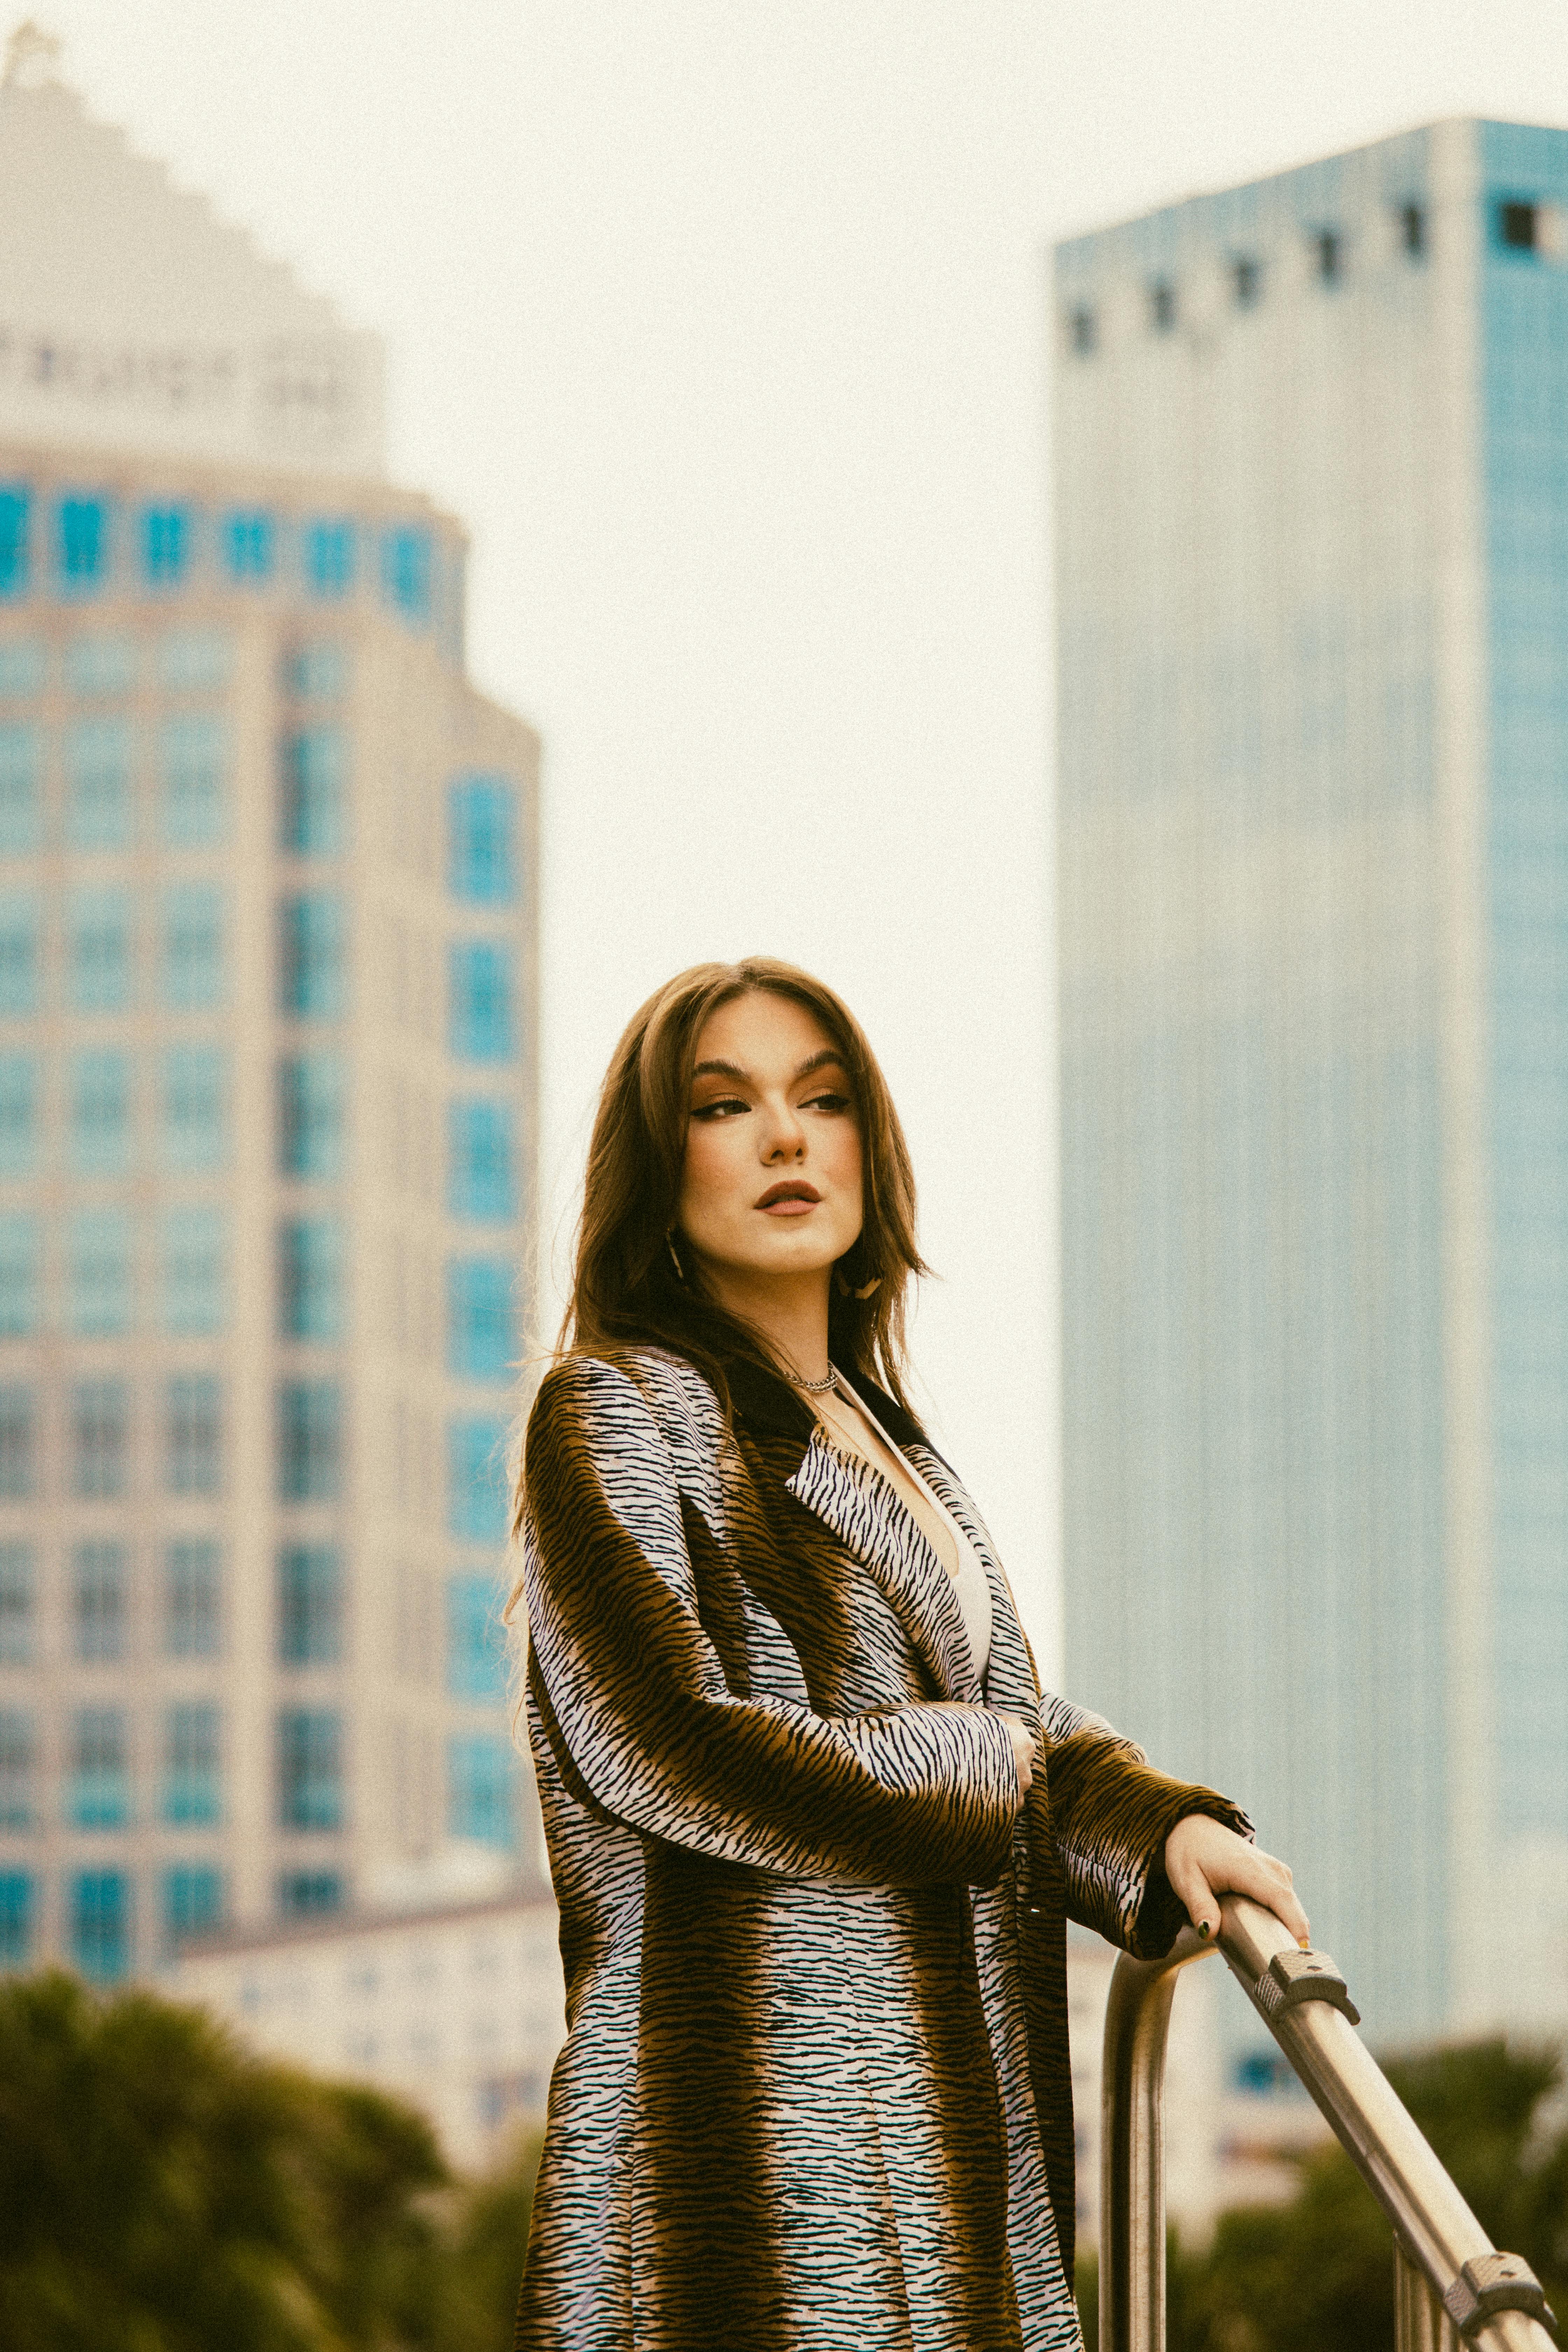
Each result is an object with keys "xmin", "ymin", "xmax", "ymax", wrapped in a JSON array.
[
  {"xmin": 802, "ymin": 1090, "xmax": 852, "ymax": 1115},
  {"xmin": 691, "ymin": 1094, "xmax": 750, "ymax": 1121}
]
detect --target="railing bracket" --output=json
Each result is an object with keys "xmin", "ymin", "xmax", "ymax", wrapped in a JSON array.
[
  {"xmin": 1253, "ymin": 1944, "xmax": 1361, "ymax": 2025},
  {"xmin": 1442, "ymin": 2253, "xmax": 1560, "ymax": 2342}
]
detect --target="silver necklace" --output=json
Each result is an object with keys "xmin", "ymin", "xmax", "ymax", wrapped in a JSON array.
[{"xmin": 786, "ymin": 1364, "xmax": 839, "ymax": 1396}]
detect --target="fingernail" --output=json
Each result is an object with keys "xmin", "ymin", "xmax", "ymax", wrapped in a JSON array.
[{"xmin": 1197, "ymin": 1919, "xmax": 1211, "ymax": 1940}]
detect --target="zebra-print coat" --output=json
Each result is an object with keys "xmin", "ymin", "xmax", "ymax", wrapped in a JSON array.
[{"xmin": 518, "ymin": 1346, "xmax": 1246, "ymax": 2352}]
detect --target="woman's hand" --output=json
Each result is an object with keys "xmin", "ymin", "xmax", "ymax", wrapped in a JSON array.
[{"xmin": 1163, "ymin": 1814, "xmax": 1310, "ymax": 1947}]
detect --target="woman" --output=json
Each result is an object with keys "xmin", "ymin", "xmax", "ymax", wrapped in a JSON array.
[{"xmin": 512, "ymin": 957, "xmax": 1305, "ymax": 2352}]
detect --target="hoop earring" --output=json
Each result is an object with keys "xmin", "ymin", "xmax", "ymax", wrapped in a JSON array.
[
  {"xmin": 834, "ymin": 1267, "xmax": 881, "ymax": 1301},
  {"xmin": 666, "ymin": 1232, "xmax": 687, "ymax": 1284}
]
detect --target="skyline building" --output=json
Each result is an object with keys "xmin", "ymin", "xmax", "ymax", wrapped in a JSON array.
[
  {"xmin": 0, "ymin": 36, "xmax": 540, "ymax": 1983},
  {"xmin": 1054, "ymin": 118, "xmax": 1568, "ymax": 2048}
]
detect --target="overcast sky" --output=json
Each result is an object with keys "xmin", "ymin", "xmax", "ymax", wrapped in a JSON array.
[{"xmin": 35, "ymin": 0, "xmax": 1568, "ymax": 1668}]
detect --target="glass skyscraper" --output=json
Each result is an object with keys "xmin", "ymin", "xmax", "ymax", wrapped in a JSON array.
[
  {"xmin": 0, "ymin": 52, "xmax": 538, "ymax": 1981},
  {"xmin": 1054, "ymin": 120, "xmax": 1568, "ymax": 2046}
]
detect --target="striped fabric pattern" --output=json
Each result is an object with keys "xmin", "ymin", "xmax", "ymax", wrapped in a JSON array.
[{"xmin": 518, "ymin": 1347, "xmax": 1247, "ymax": 2351}]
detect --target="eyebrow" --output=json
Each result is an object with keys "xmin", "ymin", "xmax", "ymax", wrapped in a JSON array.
[{"xmin": 691, "ymin": 1049, "xmax": 848, "ymax": 1085}]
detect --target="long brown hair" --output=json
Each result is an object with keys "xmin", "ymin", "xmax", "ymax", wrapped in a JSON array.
[{"xmin": 560, "ymin": 955, "xmax": 929, "ymax": 1416}]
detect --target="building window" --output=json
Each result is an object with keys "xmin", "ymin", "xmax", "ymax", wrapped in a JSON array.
[
  {"xmin": 65, "ymin": 716, "xmax": 133, "ymax": 849},
  {"xmin": 1231, "ymin": 254, "xmax": 1262, "ymax": 308},
  {"xmin": 166, "ymin": 1372, "xmax": 222, "ymax": 1495},
  {"xmin": 158, "ymin": 628, "xmax": 231, "ymax": 692},
  {"xmin": 449, "ymin": 942, "xmax": 514, "ymax": 1062},
  {"xmin": 0, "ymin": 1543, "xmax": 34, "ymax": 1664},
  {"xmin": 448, "ymin": 1099, "xmax": 516, "ymax": 1222},
  {"xmin": 447, "ymin": 1735, "xmax": 514, "ymax": 1848},
  {"xmin": 163, "ymin": 1703, "xmax": 222, "ymax": 1825},
  {"xmin": 159, "ymin": 1205, "xmax": 226, "ymax": 1336},
  {"xmin": 70, "ymin": 1708, "xmax": 130, "ymax": 1829},
  {"xmin": 278, "ymin": 1217, "xmax": 344, "ymax": 1341},
  {"xmin": 447, "ymin": 1571, "xmax": 508, "ymax": 1699},
  {"xmin": 71, "ymin": 1378, "xmax": 129, "ymax": 1498},
  {"xmin": 158, "ymin": 882, "xmax": 224, "ymax": 1009},
  {"xmin": 0, "ymin": 1213, "xmax": 39, "ymax": 1336},
  {"xmin": 0, "ymin": 1054, "xmax": 38, "ymax": 1178},
  {"xmin": 141, "ymin": 503, "xmax": 192, "ymax": 587},
  {"xmin": 0, "ymin": 719, "xmax": 41, "ymax": 852},
  {"xmin": 0, "ymin": 1708, "xmax": 34, "ymax": 1830},
  {"xmin": 64, "ymin": 633, "xmax": 136, "ymax": 695},
  {"xmin": 1400, "ymin": 201, "xmax": 1427, "ymax": 258},
  {"xmin": 1499, "ymin": 200, "xmax": 1538, "ymax": 251},
  {"xmin": 160, "ymin": 1044, "xmax": 227, "ymax": 1171},
  {"xmin": 277, "ymin": 1707, "xmax": 343, "ymax": 1830},
  {"xmin": 163, "ymin": 1864, "xmax": 225, "ymax": 1950},
  {"xmin": 70, "ymin": 1869, "xmax": 131, "ymax": 1982},
  {"xmin": 277, "ymin": 1544, "xmax": 343, "ymax": 1666},
  {"xmin": 0, "ymin": 1385, "xmax": 35, "ymax": 1499},
  {"xmin": 276, "ymin": 1379, "xmax": 342, "ymax": 1501},
  {"xmin": 57, "ymin": 495, "xmax": 109, "ymax": 592},
  {"xmin": 279, "ymin": 727, "xmax": 346, "ymax": 855},
  {"xmin": 68, "ymin": 1048, "xmax": 132, "ymax": 1177},
  {"xmin": 67, "ymin": 886, "xmax": 134, "ymax": 1012},
  {"xmin": 0, "ymin": 639, "xmax": 42, "ymax": 694},
  {"xmin": 222, "ymin": 508, "xmax": 274, "ymax": 581},
  {"xmin": 0, "ymin": 1871, "xmax": 33, "ymax": 1966},
  {"xmin": 0, "ymin": 484, "xmax": 29, "ymax": 599},
  {"xmin": 1067, "ymin": 304, "xmax": 1096, "ymax": 355},
  {"xmin": 277, "ymin": 1052, "xmax": 344, "ymax": 1178},
  {"xmin": 448, "ymin": 1415, "xmax": 509, "ymax": 1544},
  {"xmin": 447, "ymin": 1257, "xmax": 516, "ymax": 1380},
  {"xmin": 1148, "ymin": 279, "xmax": 1177, "ymax": 333},
  {"xmin": 277, "ymin": 1870, "xmax": 342, "ymax": 1917},
  {"xmin": 282, "ymin": 640, "xmax": 347, "ymax": 700},
  {"xmin": 165, "ymin": 1539, "xmax": 221, "ymax": 1658},
  {"xmin": 1314, "ymin": 228, "xmax": 1343, "ymax": 284},
  {"xmin": 0, "ymin": 891, "xmax": 37, "ymax": 1015},
  {"xmin": 67, "ymin": 1208, "xmax": 134, "ymax": 1336},
  {"xmin": 158, "ymin": 712, "xmax": 229, "ymax": 847},
  {"xmin": 448, "ymin": 775, "xmax": 518, "ymax": 903},
  {"xmin": 73, "ymin": 1540, "xmax": 127, "ymax": 1662},
  {"xmin": 381, "ymin": 525, "xmax": 433, "ymax": 622},
  {"xmin": 278, "ymin": 895, "xmax": 346, "ymax": 1018},
  {"xmin": 303, "ymin": 518, "xmax": 356, "ymax": 598}
]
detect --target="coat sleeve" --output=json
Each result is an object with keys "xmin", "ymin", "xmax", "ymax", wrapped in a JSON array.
[
  {"xmin": 1035, "ymin": 1693, "xmax": 1253, "ymax": 1959},
  {"xmin": 522, "ymin": 1352, "xmax": 1021, "ymax": 1887}
]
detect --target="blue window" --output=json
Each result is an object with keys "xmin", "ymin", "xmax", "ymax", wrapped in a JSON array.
[
  {"xmin": 160, "ymin": 1044, "xmax": 227, "ymax": 1171},
  {"xmin": 163, "ymin": 1704, "xmax": 222, "ymax": 1826},
  {"xmin": 160, "ymin": 1206, "xmax": 226, "ymax": 1336},
  {"xmin": 68, "ymin": 1049, "xmax": 131, "ymax": 1176},
  {"xmin": 64, "ymin": 635, "xmax": 135, "ymax": 695},
  {"xmin": 303, "ymin": 518, "xmax": 356, "ymax": 598},
  {"xmin": 68, "ymin": 1208, "xmax": 133, "ymax": 1335},
  {"xmin": 73, "ymin": 1541, "xmax": 126, "ymax": 1661},
  {"xmin": 448, "ymin": 776, "xmax": 519, "ymax": 903},
  {"xmin": 278, "ymin": 895, "xmax": 346, "ymax": 1017},
  {"xmin": 277, "ymin": 1707, "xmax": 343, "ymax": 1830},
  {"xmin": 159, "ymin": 883, "xmax": 224, "ymax": 1008},
  {"xmin": 165, "ymin": 1372, "xmax": 222, "ymax": 1495},
  {"xmin": 276, "ymin": 1380, "xmax": 342, "ymax": 1501},
  {"xmin": 57, "ymin": 495, "xmax": 108, "ymax": 593},
  {"xmin": 447, "ymin": 1735, "xmax": 514, "ymax": 1848},
  {"xmin": 279, "ymin": 727, "xmax": 346, "ymax": 855},
  {"xmin": 0, "ymin": 641, "xmax": 44, "ymax": 697},
  {"xmin": 70, "ymin": 1870, "xmax": 131, "ymax": 1982},
  {"xmin": 448, "ymin": 1100, "xmax": 516, "ymax": 1222},
  {"xmin": 449, "ymin": 942, "xmax": 514, "ymax": 1061},
  {"xmin": 222, "ymin": 508, "xmax": 274, "ymax": 581},
  {"xmin": 0, "ymin": 1709, "xmax": 35, "ymax": 1829},
  {"xmin": 278, "ymin": 1870, "xmax": 342, "ymax": 1917},
  {"xmin": 277, "ymin": 1544, "xmax": 342, "ymax": 1666},
  {"xmin": 448, "ymin": 1416, "xmax": 511, "ymax": 1543},
  {"xmin": 0, "ymin": 891, "xmax": 37, "ymax": 1012},
  {"xmin": 0, "ymin": 1871, "xmax": 33, "ymax": 1966},
  {"xmin": 447, "ymin": 1571, "xmax": 509, "ymax": 1699},
  {"xmin": 157, "ymin": 629, "xmax": 231, "ymax": 692},
  {"xmin": 277, "ymin": 1052, "xmax": 344, "ymax": 1177},
  {"xmin": 67, "ymin": 886, "xmax": 133, "ymax": 1011},
  {"xmin": 0, "ymin": 1543, "xmax": 32, "ymax": 1664},
  {"xmin": 0, "ymin": 1054, "xmax": 37, "ymax": 1178},
  {"xmin": 282, "ymin": 640, "xmax": 347, "ymax": 700},
  {"xmin": 0, "ymin": 1391, "xmax": 33, "ymax": 1498},
  {"xmin": 0, "ymin": 721, "xmax": 41, "ymax": 852},
  {"xmin": 165, "ymin": 1540, "xmax": 221, "ymax": 1659},
  {"xmin": 141, "ymin": 503, "xmax": 192, "ymax": 587},
  {"xmin": 0, "ymin": 485, "xmax": 29, "ymax": 599},
  {"xmin": 70, "ymin": 1709, "xmax": 129, "ymax": 1830},
  {"xmin": 278, "ymin": 1217, "xmax": 343, "ymax": 1341},
  {"xmin": 447, "ymin": 1258, "xmax": 516, "ymax": 1380},
  {"xmin": 71, "ymin": 1379, "xmax": 128, "ymax": 1497},
  {"xmin": 0, "ymin": 1214, "xmax": 39, "ymax": 1336},
  {"xmin": 163, "ymin": 1864, "xmax": 225, "ymax": 1949},
  {"xmin": 381, "ymin": 525, "xmax": 433, "ymax": 622},
  {"xmin": 158, "ymin": 713, "xmax": 229, "ymax": 846},
  {"xmin": 65, "ymin": 716, "xmax": 133, "ymax": 848}
]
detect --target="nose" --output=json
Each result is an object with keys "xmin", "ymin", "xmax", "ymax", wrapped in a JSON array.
[{"xmin": 758, "ymin": 1093, "xmax": 806, "ymax": 1163}]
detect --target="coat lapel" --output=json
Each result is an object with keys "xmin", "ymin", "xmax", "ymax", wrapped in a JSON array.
[{"xmin": 909, "ymin": 1446, "xmax": 1042, "ymax": 1729}]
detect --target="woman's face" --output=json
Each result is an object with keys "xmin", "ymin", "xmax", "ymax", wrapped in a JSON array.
[{"xmin": 676, "ymin": 990, "xmax": 864, "ymax": 1294}]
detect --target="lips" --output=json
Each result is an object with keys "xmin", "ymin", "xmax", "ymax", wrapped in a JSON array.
[{"xmin": 757, "ymin": 1181, "xmax": 821, "ymax": 1209}]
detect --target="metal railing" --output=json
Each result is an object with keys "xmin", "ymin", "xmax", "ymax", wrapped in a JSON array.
[{"xmin": 1099, "ymin": 1893, "xmax": 1560, "ymax": 2352}]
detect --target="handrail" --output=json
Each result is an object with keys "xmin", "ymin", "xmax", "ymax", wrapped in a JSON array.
[{"xmin": 1098, "ymin": 1893, "xmax": 1559, "ymax": 2352}]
